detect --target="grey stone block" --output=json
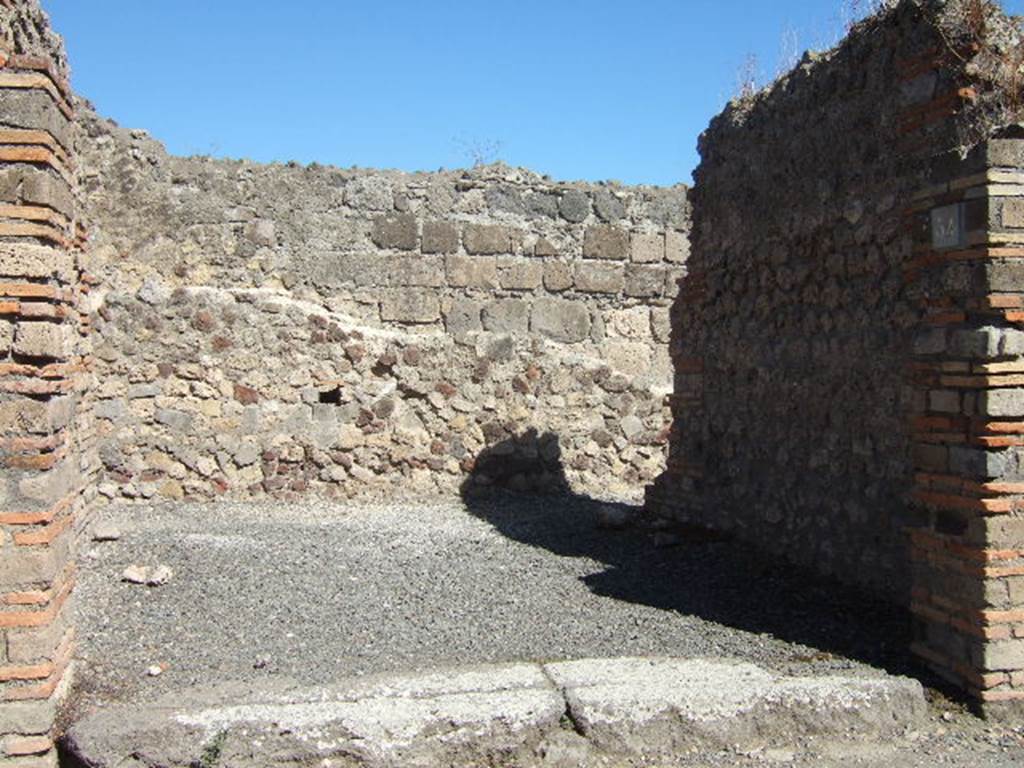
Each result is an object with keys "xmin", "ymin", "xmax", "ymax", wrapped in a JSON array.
[
  {"xmin": 482, "ymin": 299, "xmax": 530, "ymax": 334},
  {"xmin": 445, "ymin": 298, "xmax": 483, "ymax": 338},
  {"xmin": 558, "ymin": 190, "xmax": 591, "ymax": 222},
  {"xmin": 0, "ymin": 89, "xmax": 73, "ymax": 150},
  {"xmin": 372, "ymin": 213, "xmax": 417, "ymax": 251},
  {"xmin": 594, "ymin": 189, "xmax": 626, "ymax": 221},
  {"xmin": 422, "ymin": 221, "xmax": 459, "ymax": 254},
  {"xmin": 928, "ymin": 390, "xmax": 960, "ymax": 414},
  {"xmin": 543, "ymin": 261, "xmax": 573, "ymax": 292},
  {"xmin": 913, "ymin": 329, "xmax": 947, "ymax": 356},
  {"xmin": 1001, "ymin": 329, "xmax": 1024, "ymax": 356},
  {"xmin": 381, "ymin": 289, "xmax": 441, "ymax": 324},
  {"xmin": 392, "ymin": 255, "xmax": 445, "ymax": 287},
  {"xmin": 624, "ymin": 265, "xmax": 665, "ymax": 297},
  {"xmin": 949, "ymin": 327, "xmax": 1000, "ymax": 359},
  {"xmin": 574, "ymin": 262, "xmax": 625, "ymax": 294},
  {"xmin": 584, "ymin": 225, "xmax": 629, "ymax": 260},
  {"xmin": 665, "ymin": 229, "xmax": 690, "ymax": 264},
  {"xmin": 13, "ymin": 321, "xmax": 72, "ymax": 359},
  {"xmin": 525, "ymin": 192, "xmax": 559, "ymax": 218},
  {"xmin": 446, "ymin": 255, "xmax": 498, "ymax": 289},
  {"xmin": 305, "ymin": 253, "xmax": 390, "ymax": 289},
  {"xmin": 497, "ymin": 258, "xmax": 543, "ymax": 290},
  {"xmin": 0, "ymin": 320, "xmax": 12, "ymax": 354},
  {"xmin": 0, "ymin": 699, "xmax": 56, "ymax": 735},
  {"xmin": 630, "ymin": 232, "xmax": 664, "ymax": 263},
  {"xmin": 987, "ymin": 262, "xmax": 1024, "ymax": 292},
  {"xmin": 464, "ymin": 224, "xmax": 512, "ymax": 255},
  {"xmin": 949, "ymin": 446, "xmax": 1011, "ymax": 479},
  {"xmin": 982, "ymin": 641, "xmax": 1024, "ymax": 671},
  {"xmin": 980, "ymin": 389, "xmax": 1024, "ymax": 418},
  {"xmin": 531, "ymin": 298, "xmax": 591, "ymax": 343},
  {"xmin": 485, "ymin": 185, "xmax": 525, "ymax": 215},
  {"xmin": 22, "ymin": 167, "xmax": 74, "ymax": 216}
]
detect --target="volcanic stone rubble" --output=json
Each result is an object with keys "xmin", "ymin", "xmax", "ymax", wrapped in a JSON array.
[{"xmin": 79, "ymin": 111, "xmax": 688, "ymax": 504}]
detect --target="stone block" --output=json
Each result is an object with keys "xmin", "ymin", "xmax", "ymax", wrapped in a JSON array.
[
  {"xmin": 558, "ymin": 190, "xmax": 591, "ymax": 222},
  {"xmin": 0, "ymin": 546, "xmax": 58, "ymax": 588},
  {"xmin": 982, "ymin": 641, "xmax": 1024, "ymax": 671},
  {"xmin": 583, "ymin": 225, "xmax": 629, "ymax": 260},
  {"xmin": 574, "ymin": 262, "xmax": 624, "ymax": 294},
  {"xmin": 381, "ymin": 289, "xmax": 441, "ymax": 324},
  {"xmin": 0, "ymin": 90, "xmax": 73, "ymax": 151},
  {"xmin": 392, "ymin": 255, "xmax": 444, "ymax": 287},
  {"xmin": 0, "ymin": 396, "xmax": 72, "ymax": 434},
  {"xmin": 624, "ymin": 265, "xmax": 665, "ymax": 297},
  {"xmin": 0, "ymin": 699, "xmax": 56, "ymax": 736},
  {"xmin": 534, "ymin": 237, "xmax": 559, "ymax": 257},
  {"xmin": 911, "ymin": 442, "xmax": 948, "ymax": 475},
  {"xmin": 949, "ymin": 327, "xmax": 1000, "ymax": 359},
  {"xmin": 17, "ymin": 459, "xmax": 79, "ymax": 507},
  {"xmin": 980, "ymin": 389, "xmax": 1024, "ymax": 418},
  {"xmin": 13, "ymin": 322, "xmax": 71, "ymax": 360},
  {"xmin": 604, "ymin": 340, "xmax": 652, "ymax": 376},
  {"xmin": 306, "ymin": 253, "xmax": 390, "ymax": 289},
  {"xmin": 0, "ymin": 167, "xmax": 20, "ymax": 201},
  {"xmin": 372, "ymin": 213, "xmax": 418, "ymax": 251},
  {"xmin": 422, "ymin": 221, "xmax": 459, "ymax": 254},
  {"xmin": 664, "ymin": 267, "xmax": 686, "ymax": 298},
  {"xmin": 531, "ymin": 298, "xmax": 591, "ymax": 344},
  {"xmin": 0, "ymin": 244, "xmax": 74, "ymax": 281},
  {"xmin": 665, "ymin": 229, "xmax": 690, "ymax": 264},
  {"xmin": 913, "ymin": 329, "xmax": 947, "ymax": 356},
  {"xmin": 464, "ymin": 224, "xmax": 512, "ymax": 255},
  {"xmin": 608, "ymin": 308, "xmax": 652, "ymax": 340},
  {"xmin": 482, "ymin": 299, "xmax": 530, "ymax": 334},
  {"xmin": 986, "ymin": 262, "xmax": 1024, "ymax": 292},
  {"xmin": 1009, "ymin": 576, "xmax": 1024, "ymax": 605},
  {"xmin": 497, "ymin": 258, "xmax": 543, "ymax": 290},
  {"xmin": 929, "ymin": 390, "xmax": 960, "ymax": 414},
  {"xmin": 526, "ymin": 192, "xmax": 559, "ymax": 218},
  {"xmin": 7, "ymin": 615, "xmax": 67, "ymax": 664},
  {"xmin": 485, "ymin": 185, "xmax": 524, "ymax": 215},
  {"xmin": 21, "ymin": 170, "xmax": 73, "ymax": 217},
  {"xmin": 630, "ymin": 232, "xmax": 664, "ymax": 263},
  {"xmin": 1003, "ymin": 199, "xmax": 1024, "ymax": 229},
  {"xmin": 949, "ymin": 446, "xmax": 1012, "ymax": 479},
  {"xmin": 1001, "ymin": 329, "xmax": 1024, "ymax": 356},
  {"xmin": 650, "ymin": 308, "xmax": 671, "ymax": 343},
  {"xmin": 594, "ymin": 189, "xmax": 626, "ymax": 221},
  {"xmin": 0, "ymin": 320, "xmax": 12, "ymax": 354},
  {"xmin": 445, "ymin": 255, "xmax": 498, "ymax": 289},
  {"xmin": 543, "ymin": 261, "xmax": 573, "ymax": 292},
  {"xmin": 444, "ymin": 298, "xmax": 483, "ymax": 338}
]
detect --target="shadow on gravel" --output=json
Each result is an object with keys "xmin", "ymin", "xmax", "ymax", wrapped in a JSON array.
[{"xmin": 461, "ymin": 429, "xmax": 918, "ymax": 681}]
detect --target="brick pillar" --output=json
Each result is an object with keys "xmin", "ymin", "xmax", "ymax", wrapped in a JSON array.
[
  {"xmin": 0, "ymin": 4, "xmax": 90, "ymax": 763},
  {"xmin": 908, "ymin": 137, "xmax": 1024, "ymax": 716}
]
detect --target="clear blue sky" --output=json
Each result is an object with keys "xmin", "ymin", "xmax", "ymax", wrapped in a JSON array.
[{"xmin": 46, "ymin": 0, "xmax": 1024, "ymax": 186}]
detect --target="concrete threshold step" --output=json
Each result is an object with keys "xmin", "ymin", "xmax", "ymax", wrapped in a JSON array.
[{"xmin": 65, "ymin": 657, "xmax": 926, "ymax": 768}]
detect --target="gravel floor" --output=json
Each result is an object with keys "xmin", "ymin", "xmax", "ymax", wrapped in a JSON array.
[{"xmin": 70, "ymin": 491, "xmax": 1024, "ymax": 766}]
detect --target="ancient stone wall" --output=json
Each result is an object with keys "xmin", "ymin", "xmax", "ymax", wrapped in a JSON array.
[
  {"xmin": 0, "ymin": 0, "xmax": 94, "ymax": 762},
  {"xmin": 647, "ymin": 0, "xmax": 1024, "ymax": 713},
  {"xmin": 78, "ymin": 114, "xmax": 688, "ymax": 503}
]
